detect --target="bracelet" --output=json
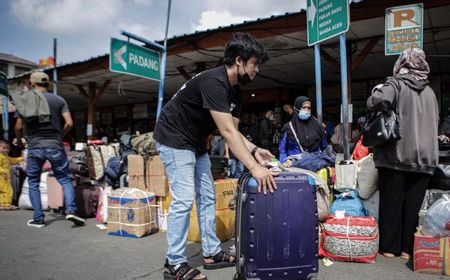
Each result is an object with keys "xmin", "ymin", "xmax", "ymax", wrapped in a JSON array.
[{"xmin": 251, "ymin": 146, "xmax": 259, "ymax": 157}]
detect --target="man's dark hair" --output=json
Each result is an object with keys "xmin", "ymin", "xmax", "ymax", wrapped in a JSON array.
[{"xmin": 223, "ymin": 32, "xmax": 269, "ymax": 66}]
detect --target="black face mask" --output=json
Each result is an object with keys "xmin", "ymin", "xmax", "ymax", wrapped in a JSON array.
[{"xmin": 237, "ymin": 63, "xmax": 252, "ymax": 86}]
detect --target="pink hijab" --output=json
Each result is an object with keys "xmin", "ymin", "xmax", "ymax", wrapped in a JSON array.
[{"xmin": 393, "ymin": 48, "xmax": 430, "ymax": 80}]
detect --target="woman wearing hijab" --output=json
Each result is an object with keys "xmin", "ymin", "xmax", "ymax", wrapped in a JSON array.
[
  {"xmin": 278, "ymin": 96, "xmax": 327, "ymax": 163},
  {"xmin": 367, "ymin": 48, "xmax": 439, "ymax": 260}
]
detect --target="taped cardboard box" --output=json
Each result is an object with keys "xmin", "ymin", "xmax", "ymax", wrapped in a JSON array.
[
  {"xmin": 161, "ymin": 179, "xmax": 238, "ymax": 241},
  {"xmin": 107, "ymin": 188, "xmax": 158, "ymax": 238},
  {"xmin": 414, "ymin": 230, "xmax": 450, "ymax": 275},
  {"xmin": 146, "ymin": 155, "xmax": 169, "ymax": 197},
  {"xmin": 214, "ymin": 179, "xmax": 238, "ymax": 210},
  {"xmin": 187, "ymin": 208, "xmax": 235, "ymax": 242},
  {"xmin": 128, "ymin": 155, "xmax": 146, "ymax": 191},
  {"xmin": 162, "ymin": 178, "xmax": 238, "ymax": 213}
]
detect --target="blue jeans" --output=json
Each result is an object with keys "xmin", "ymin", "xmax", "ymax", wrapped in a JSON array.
[
  {"xmin": 27, "ymin": 148, "xmax": 76, "ymax": 221},
  {"xmin": 157, "ymin": 143, "xmax": 221, "ymax": 265},
  {"xmin": 229, "ymin": 158, "xmax": 244, "ymax": 179}
]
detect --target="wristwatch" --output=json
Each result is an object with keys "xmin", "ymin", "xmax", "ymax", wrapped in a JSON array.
[{"xmin": 251, "ymin": 146, "xmax": 259, "ymax": 157}]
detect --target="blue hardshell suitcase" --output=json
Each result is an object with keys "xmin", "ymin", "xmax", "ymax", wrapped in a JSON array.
[{"xmin": 235, "ymin": 172, "xmax": 319, "ymax": 280}]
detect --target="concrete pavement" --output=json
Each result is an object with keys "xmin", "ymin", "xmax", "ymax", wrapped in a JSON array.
[{"xmin": 0, "ymin": 210, "xmax": 446, "ymax": 280}]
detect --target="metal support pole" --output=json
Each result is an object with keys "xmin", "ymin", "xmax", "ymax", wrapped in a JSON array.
[
  {"xmin": 120, "ymin": 0, "xmax": 171, "ymax": 121},
  {"xmin": 314, "ymin": 44, "xmax": 323, "ymax": 125},
  {"xmin": 339, "ymin": 33, "xmax": 350, "ymax": 160},
  {"xmin": 156, "ymin": 0, "xmax": 172, "ymax": 120},
  {"xmin": 53, "ymin": 38, "xmax": 58, "ymax": 95},
  {"xmin": 157, "ymin": 50, "xmax": 167, "ymax": 120},
  {"xmin": 121, "ymin": 31, "xmax": 165, "ymax": 51}
]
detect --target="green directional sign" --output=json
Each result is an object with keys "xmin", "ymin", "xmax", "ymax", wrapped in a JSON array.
[
  {"xmin": 307, "ymin": 0, "xmax": 350, "ymax": 46},
  {"xmin": 110, "ymin": 38, "xmax": 160, "ymax": 81}
]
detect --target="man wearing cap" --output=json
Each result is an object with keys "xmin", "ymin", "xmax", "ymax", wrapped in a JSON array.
[{"xmin": 14, "ymin": 71, "xmax": 85, "ymax": 228}]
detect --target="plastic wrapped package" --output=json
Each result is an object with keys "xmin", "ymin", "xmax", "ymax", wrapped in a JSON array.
[{"xmin": 422, "ymin": 195, "xmax": 450, "ymax": 237}]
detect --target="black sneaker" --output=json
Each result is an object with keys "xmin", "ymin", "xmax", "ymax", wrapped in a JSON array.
[
  {"xmin": 27, "ymin": 219, "xmax": 46, "ymax": 228},
  {"xmin": 65, "ymin": 212, "xmax": 86, "ymax": 226}
]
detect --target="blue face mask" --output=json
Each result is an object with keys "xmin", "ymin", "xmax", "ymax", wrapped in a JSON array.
[{"xmin": 298, "ymin": 110, "xmax": 311, "ymax": 120}]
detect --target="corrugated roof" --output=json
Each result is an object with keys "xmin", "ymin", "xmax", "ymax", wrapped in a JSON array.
[
  {"xmin": 0, "ymin": 52, "xmax": 37, "ymax": 66},
  {"xmin": 163, "ymin": 0, "xmax": 365, "ymax": 42},
  {"xmin": 8, "ymin": 0, "xmax": 368, "ymax": 80},
  {"xmin": 8, "ymin": 53, "xmax": 109, "ymax": 80}
]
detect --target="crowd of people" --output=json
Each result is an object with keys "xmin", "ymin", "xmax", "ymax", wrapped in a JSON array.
[
  {"xmin": 162, "ymin": 36, "xmax": 445, "ymax": 279},
  {"xmin": 208, "ymin": 96, "xmax": 371, "ymax": 177},
  {"xmin": 1, "ymin": 31, "xmax": 449, "ymax": 280}
]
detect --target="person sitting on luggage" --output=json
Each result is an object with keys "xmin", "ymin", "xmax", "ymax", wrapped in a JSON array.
[
  {"xmin": 14, "ymin": 71, "xmax": 86, "ymax": 228},
  {"xmin": 153, "ymin": 32, "xmax": 276, "ymax": 280},
  {"xmin": 278, "ymin": 96, "xmax": 327, "ymax": 163},
  {"xmin": 0, "ymin": 140, "xmax": 23, "ymax": 210}
]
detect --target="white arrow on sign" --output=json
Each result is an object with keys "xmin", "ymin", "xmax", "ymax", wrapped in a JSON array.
[
  {"xmin": 308, "ymin": 0, "xmax": 317, "ymax": 27},
  {"xmin": 114, "ymin": 44, "xmax": 127, "ymax": 70}
]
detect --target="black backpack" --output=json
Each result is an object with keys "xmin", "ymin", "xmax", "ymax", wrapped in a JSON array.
[{"xmin": 103, "ymin": 151, "xmax": 135, "ymax": 189}]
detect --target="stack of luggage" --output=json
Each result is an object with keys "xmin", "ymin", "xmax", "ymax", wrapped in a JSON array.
[{"xmin": 413, "ymin": 140, "xmax": 450, "ymax": 276}]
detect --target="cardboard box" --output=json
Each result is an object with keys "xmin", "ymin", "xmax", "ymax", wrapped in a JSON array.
[
  {"xmin": 214, "ymin": 179, "xmax": 238, "ymax": 210},
  {"xmin": 187, "ymin": 208, "xmax": 235, "ymax": 242},
  {"xmin": 414, "ymin": 230, "xmax": 450, "ymax": 275},
  {"xmin": 128, "ymin": 155, "xmax": 146, "ymax": 191},
  {"xmin": 162, "ymin": 178, "xmax": 238, "ymax": 213},
  {"xmin": 107, "ymin": 188, "xmax": 158, "ymax": 238},
  {"xmin": 161, "ymin": 179, "xmax": 238, "ymax": 242},
  {"xmin": 146, "ymin": 155, "xmax": 169, "ymax": 197}
]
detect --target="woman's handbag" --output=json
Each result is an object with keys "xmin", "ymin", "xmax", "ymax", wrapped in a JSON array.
[
  {"xmin": 362, "ymin": 110, "xmax": 400, "ymax": 148},
  {"xmin": 362, "ymin": 80, "xmax": 401, "ymax": 148}
]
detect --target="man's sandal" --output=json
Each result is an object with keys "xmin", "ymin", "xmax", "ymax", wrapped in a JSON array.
[
  {"xmin": 203, "ymin": 251, "xmax": 235, "ymax": 270},
  {"xmin": 163, "ymin": 261, "xmax": 207, "ymax": 280}
]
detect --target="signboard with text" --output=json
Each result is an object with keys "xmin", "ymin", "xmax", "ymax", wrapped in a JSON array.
[
  {"xmin": 110, "ymin": 38, "xmax": 160, "ymax": 81},
  {"xmin": 385, "ymin": 3, "xmax": 423, "ymax": 55},
  {"xmin": 307, "ymin": 0, "xmax": 350, "ymax": 46}
]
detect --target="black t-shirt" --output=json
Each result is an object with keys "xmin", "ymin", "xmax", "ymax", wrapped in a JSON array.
[
  {"xmin": 154, "ymin": 66, "xmax": 242, "ymax": 154},
  {"xmin": 18, "ymin": 93, "xmax": 69, "ymax": 149}
]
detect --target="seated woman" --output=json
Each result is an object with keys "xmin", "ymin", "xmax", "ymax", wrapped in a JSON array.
[{"xmin": 279, "ymin": 96, "xmax": 327, "ymax": 163}]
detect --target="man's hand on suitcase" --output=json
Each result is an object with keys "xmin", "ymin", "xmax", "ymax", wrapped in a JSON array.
[{"xmin": 250, "ymin": 165, "xmax": 277, "ymax": 194}]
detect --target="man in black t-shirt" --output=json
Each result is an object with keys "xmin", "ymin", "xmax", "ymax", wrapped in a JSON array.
[
  {"xmin": 15, "ymin": 72, "xmax": 85, "ymax": 228},
  {"xmin": 155, "ymin": 33, "xmax": 276, "ymax": 280}
]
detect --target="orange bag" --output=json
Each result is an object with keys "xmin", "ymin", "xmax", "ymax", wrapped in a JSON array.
[{"xmin": 352, "ymin": 136, "xmax": 369, "ymax": 160}]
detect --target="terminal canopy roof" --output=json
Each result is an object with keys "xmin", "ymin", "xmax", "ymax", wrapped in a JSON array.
[{"xmin": 10, "ymin": 0, "xmax": 450, "ymax": 111}]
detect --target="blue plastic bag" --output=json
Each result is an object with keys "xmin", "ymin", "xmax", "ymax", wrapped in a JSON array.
[{"xmin": 330, "ymin": 190, "xmax": 367, "ymax": 217}]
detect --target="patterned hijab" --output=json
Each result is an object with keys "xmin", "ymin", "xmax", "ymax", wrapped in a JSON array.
[{"xmin": 393, "ymin": 48, "xmax": 430, "ymax": 80}]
